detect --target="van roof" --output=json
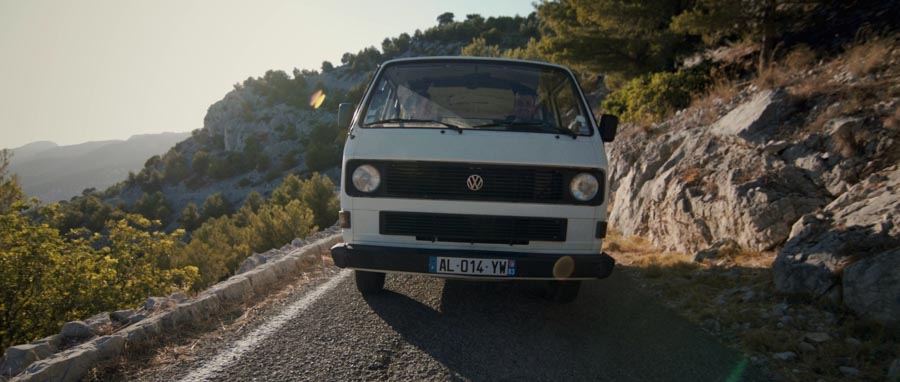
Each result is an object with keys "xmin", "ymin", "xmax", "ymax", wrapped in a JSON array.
[{"xmin": 380, "ymin": 56, "xmax": 573, "ymax": 72}]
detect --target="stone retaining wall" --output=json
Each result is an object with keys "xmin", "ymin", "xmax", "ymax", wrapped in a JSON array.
[{"xmin": 1, "ymin": 234, "xmax": 342, "ymax": 382}]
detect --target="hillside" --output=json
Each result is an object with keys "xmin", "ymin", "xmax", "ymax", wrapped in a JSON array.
[
  {"xmin": 86, "ymin": 13, "xmax": 541, "ymax": 231},
  {"xmin": 7, "ymin": 133, "xmax": 189, "ymax": 202}
]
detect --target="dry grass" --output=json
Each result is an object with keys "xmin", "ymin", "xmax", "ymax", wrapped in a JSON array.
[
  {"xmin": 632, "ymin": 252, "xmax": 699, "ymax": 278},
  {"xmin": 690, "ymin": 64, "xmax": 742, "ymax": 126},
  {"xmin": 602, "ymin": 228, "xmax": 655, "ymax": 254},
  {"xmin": 845, "ymin": 37, "xmax": 894, "ymax": 77},
  {"xmin": 783, "ymin": 44, "xmax": 818, "ymax": 73},
  {"xmin": 679, "ymin": 167, "xmax": 701, "ymax": 185},
  {"xmin": 606, "ymin": 232, "xmax": 899, "ymax": 381}
]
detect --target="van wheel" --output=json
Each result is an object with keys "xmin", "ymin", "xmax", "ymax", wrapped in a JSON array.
[
  {"xmin": 547, "ymin": 281, "xmax": 581, "ymax": 302},
  {"xmin": 355, "ymin": 270, "xmax": 385, "ymax": 294}
]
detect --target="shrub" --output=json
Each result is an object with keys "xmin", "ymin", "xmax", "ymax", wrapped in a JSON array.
[
  {"xmin": 1, "ymin": 210, "xmax": 198, "ymax": 349},
  {"xmin": 270, "ymin": 173, "xmax": 338, "ymax": 230},
  {"xmin": 602, "ymin": 66, "xmax": 710, "ymax": 125}
]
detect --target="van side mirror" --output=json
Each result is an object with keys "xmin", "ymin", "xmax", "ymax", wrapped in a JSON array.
[
  {"xmin": 338, "ymin": 103, "xmax": 354, "ymax": 128},
  {"xmin": 599, "ymin": 114, "xmax": 618, "ymax": 142}
]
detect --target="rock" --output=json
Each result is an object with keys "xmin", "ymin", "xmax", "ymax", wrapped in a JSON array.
[
  {"xmin": 774, "ymin": 166, "xmax": 900, "ymax": 319},
  {"xmin": 127, "ymin": 313, "xmax": 148, "ymax": 325},
  {"xmin": 207, "ymin": 276, "xmax": 252, "ymax": 303},
  {"xmin": 169, "ymin": 291, "xmax": 189, "ymax": 303},
  {"xmin": 693, "ymin": 239, "xmax": 738, "ymax": 263},
  {"xmin": 798, "ymin": 342, "xmax": 816, "ymax": 353},
  {"xmin": 110, "ymin": 309, "xmax": 134, "ymax": 323},
  {"xmin": 31, "ymin": 334, "xmax": 62, "ymax": 350},
  {"xmin": 844, "ymin": 337, "xmax": 861, "ymax": 346},
  {"xmin": 608, "ymin": 91, "xmax": 827, "ymax": 254},
  {"xmin": 710, "ymin": 90, "xmax": 791, "ymax": 144},
  {"xmin": 291, "ymin": 238, "xmax": 305, "ymax": 247},
  {"xmin": 741, "ymin": 290, "xmax": 757, "ymax": 303},
  {"xmin": 773, "ymin": 351, "xmax": 797, "ymax": 361},
  {"xmin": 839, "ymin": 366, "xmax": 859, "ymax": 378},
  {"xmin": 1, "ymin": 343, "xmax": 54, "ymax": 377},
  {"xmin": 61, "ymin": 321, "xmax": 95, "ymax": 340},
  {"xmin": 236, "ymin": 253, "xmax": 268, "ymax": 275},
  {"xmin": 842, "ymin": 248, "xmax": 900, "ymax": 325},
  {"xmin": 19, "ymin": 335, "xmax": 125, "ymax": 382},
  {"xmin": 701, "ymin": 318, "xmax": 721, "ymax": 333},
  {"xmin": 142, "ymin": 296, "xmax": 170, "ymax": 312},
  {"xmin": 244, "ymin": 266, "xmax": 279, "ymax": 293},
  {"xmin": 888, "ymin": 358, "xmax": 900, "ymax": 380},
  {"xmin": 84, "ymin": 312, "xmax": 112, "ymax": 334},
  {"xmin": 804, "ymin": 332, "xmax": 831, "ymax": 343},
  {"xmin": 763, "ymin": 140, "xmax": 790, "ymax": 155},
  {"xmin": 773, "ymin": 303, "xmax": 790, "ymax": 316}
]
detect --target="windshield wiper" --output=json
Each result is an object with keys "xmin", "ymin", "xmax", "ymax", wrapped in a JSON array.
[
  {"xmin": 472, "ymin": 121, "xmax": 578, "ymax": 139},
  {"xmin": 365, "ymin": 118, "xmax": 462, "ymax": 133}
]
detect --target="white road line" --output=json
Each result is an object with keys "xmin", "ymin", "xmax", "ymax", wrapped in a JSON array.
[{"xmin": 178, "ymin": 269, "xmax": 352, "ymax": 382}]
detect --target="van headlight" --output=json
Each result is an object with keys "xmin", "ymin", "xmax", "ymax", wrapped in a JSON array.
[
  {"xmin": 351, "ymin": 164, "xmax": 381, "ymax": 192},
  {"xmin": 570, "ymin": 173, "xmax": 599, "ymax": 201}
]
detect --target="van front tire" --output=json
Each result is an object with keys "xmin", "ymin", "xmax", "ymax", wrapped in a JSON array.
[{"xmin": 355, "ymin": 270, "xmax": 385, "ymax": 294}]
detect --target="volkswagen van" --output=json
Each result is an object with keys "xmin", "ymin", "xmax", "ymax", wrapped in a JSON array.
[{"xmin": 330, "ymin": 57, "xmax": 617, "ymax": 301}]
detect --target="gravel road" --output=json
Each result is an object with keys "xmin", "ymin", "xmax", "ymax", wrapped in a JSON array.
[{"xmin": 136, "ymin": 268, "xmax": 765, "ymax": 381}]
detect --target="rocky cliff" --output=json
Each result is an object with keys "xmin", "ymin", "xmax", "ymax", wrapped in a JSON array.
[{"xmin": 607, "ymin": 41, "xmax": 899, "ymax": 324}]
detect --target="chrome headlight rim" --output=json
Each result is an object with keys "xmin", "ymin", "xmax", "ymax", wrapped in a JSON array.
[
  {"xmin": 570, "ymin": 172, "xmax": 599, "ymax": 201},
  {"xmin": 351, "ymin": 164, "xmax": 381, "ymax": 193}
]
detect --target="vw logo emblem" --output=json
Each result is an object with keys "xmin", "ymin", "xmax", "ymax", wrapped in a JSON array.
[{"xmin": 466, "ymin": 174, "xmax": 484, "ymax": 191}]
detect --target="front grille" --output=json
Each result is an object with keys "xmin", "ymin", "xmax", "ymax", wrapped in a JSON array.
[
  {"xmin": 345, "ymin": 160, "xmax": 604, "ymax": 205},
  {"xmin": 380, "ymin": 211, "xmax": 567, "ymax": 245}
]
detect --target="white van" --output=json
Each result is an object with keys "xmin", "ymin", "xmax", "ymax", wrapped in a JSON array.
[{"xmin": 330, "ymin": 57, "xmax": 618, "ymax": 301}]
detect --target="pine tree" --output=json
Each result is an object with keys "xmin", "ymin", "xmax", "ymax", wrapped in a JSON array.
[{"xmin": 537, "ymin": 0, "xmax": 689, "ymax": 78}]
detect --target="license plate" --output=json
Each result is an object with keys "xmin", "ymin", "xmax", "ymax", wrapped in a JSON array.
[{"xmin": 429, "ymin": 257, "xmax": 517, "ymax": 276}]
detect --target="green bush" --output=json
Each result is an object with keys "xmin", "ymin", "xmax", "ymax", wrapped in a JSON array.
[
  {"xmin": 134, "ymin": 192, "xmax": 173, "ymax": 224},
  {"xmin": 602, "ymin": 66, "xmax": 710, "ymax": 125},
  {"xmin": 270, "ymin": 173, "xmax": 338, "ymax": 230},
  {"xmin": 201, "ymin": 193, "xmax": 232, "ymax": 220}
]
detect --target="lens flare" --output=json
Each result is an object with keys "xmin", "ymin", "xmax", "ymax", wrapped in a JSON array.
[{"xmin": 309, "ymin": 89, "xmax": 326, "ymax": 109}]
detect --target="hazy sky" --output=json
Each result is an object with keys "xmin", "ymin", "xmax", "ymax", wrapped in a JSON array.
[{"xmin": 0, "ymin": 0, "xmax": 535, "ymax": 149}]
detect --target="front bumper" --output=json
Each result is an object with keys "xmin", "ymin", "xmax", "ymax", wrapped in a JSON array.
[{"xmin": 331, "ymin": 243, "xmax": 615, "ymax": 280}]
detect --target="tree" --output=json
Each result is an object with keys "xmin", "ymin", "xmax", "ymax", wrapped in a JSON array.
[
  {"xmin": 192, "ymin": 150, "xmax": 211, "ymax": 177},
  {"xmin": 201, "ymin": 193, "xmax": 233, "ymax": 220},
  {"xmin": 270, "ymin": 174, "xmax": 304, "ymax": 207},
  {"xmin": 670, "ymin": 0, "xmax": 818, "ymax": 73},
  {"xmin": 461, "ymin": 37, "xmax": 503, "ymax": 57},
  {"xmin": 178, "ymin": 202, "xmax": 203, "ymax": 231},
  {"xmin": 437, "ymin": 12, "xmax": 455, "ymax": 26},
  {"xmin": 0, "ymin": 150, "xmax": 24, "ymax": 213},
  {"xmin": 134, "ymin": 191, "xmax": 173, "ymax": 223},
  {"xmin": 537, "ymin": 0, "xmax": 689, "ymax": 79},
  {"xmin": 242, "ymin": 191, "xmax": 265, "ymax": 214},
  {"xmin": 321, "ymin": 61, "xmax": 335, "ymax": 73},
  {"xmin": 303, "ymin": 145, "xmax": 341, "ymax": 173},
  {"xmin": 247, "ymin": 200, "xmax": 314, "ymax": 253},
  {"xmin": 300, "ymin": 173, "xmax": 340, "ymax": 230},
  {"xmin": 163, "ymin": 150, "xmax": 190, "ymax": 182}
]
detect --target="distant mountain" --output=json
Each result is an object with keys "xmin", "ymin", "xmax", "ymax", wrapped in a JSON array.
[{"xmin": 7, "ymin": 132, "xmax": 190, "ymax": 202}]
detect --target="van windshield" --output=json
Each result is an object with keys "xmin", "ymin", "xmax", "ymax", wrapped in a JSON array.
[{"xmin": 361, "ymin": 61, "xmax": 593, "ymax": 136}]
